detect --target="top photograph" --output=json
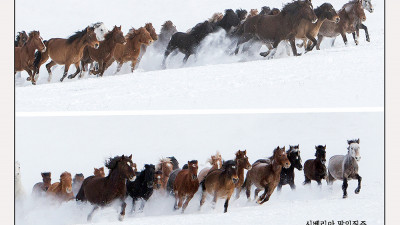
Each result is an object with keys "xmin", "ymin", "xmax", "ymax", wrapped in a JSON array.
[{"xmin": 15, "ymin": 0, "xmax": 383, "ymax": 112}]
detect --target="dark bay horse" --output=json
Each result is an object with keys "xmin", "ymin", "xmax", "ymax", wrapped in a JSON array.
[
  {"xmin": 235, "ymin": 0, "xmax": 318, "ymax": 57},
  {"xmin": 173, "ymin": 160, "xmax": 199, "ymax": 212},
  {"xmin": 32, "ymin": 172, "xmax": 51, "ymax": 196},
  {"xmin": 303, "ymin": 145, "xmax": 327, "ymax": 185},
  {"xmin": 277, "ymin": 145, "xmax": 303, "ymax": 191},
  {"xmin": 33, "ymin": 27, "xmax": 99, "ymax": 82},
  {"xmin": 317, "ymin": 0, "xmax": 366, "ymax": 49},
  {"xmin": 197, "ymin": 152, "xmax": 222, "ymax": 183},
  {"xmin": 235, "ymin": 9, "xmax": 248, "ymax": 21},
  {"xmin": 78, "ymin": 26, "xmax": 125, "ymax": 78},
  {"xmin": 199, "ymin": 160, "xmax": 239, "ymax": 213},
  {"xmin": 327, "ymin": 139, "xmax": 362, "ymax": 198},
  {"xmin": 352, "ymin": 0, "xmax": 374, "ymax": 43},
  {"xmin": 78, "ymin": 155, "xmax": 136, "ymax": 221},
  {"xmin": 47, "ymin": 171, "xmax": 74, "ymax": 201},
  {"xmin": 15, "ymin": 31, "xmax": 28, "ymax": 47},
  {"xmin": 243, "ymin": 146, "xmax": 290, "ymax": 204},
  {"xmin": 126, "ymin": 164, "xmax": 156, "ymax": 212},
  {"xmin": 14, "ymin": 31, "xmax": 46, "ymax": 84},
  {"xmin": 234, "ymin": 150, "xmax": 252, "ymax": 199},
  {"xmin": 213, "ymin": 9, "xmax": 240, "ymax": 33}
]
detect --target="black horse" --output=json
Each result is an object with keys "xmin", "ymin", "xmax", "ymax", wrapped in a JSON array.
[
  {"xmin": 303, "ymin": 145, "xmax": 327, "ymax": 185},
  {"xmin": 126, "ymin": 164, "xmax": 156, "ymax": 213},
  {"xmin": 235, "ymin": 9, "xmax": 248, "ymax": 22},
  {"xmin": 213, "ymin": 9, "xmax": 241, "ymax": 33},
  {"xmin": 162, "ymin": 20, "xmax": 214, "ymax": 68},
  {"xmin": 277, "ymin": 145, "xmax": 303, "ymax": 191}
]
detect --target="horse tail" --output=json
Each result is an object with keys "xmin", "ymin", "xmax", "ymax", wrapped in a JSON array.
[
  {"xmin": 33, "ymin": 51, "xmax": 42, "ymax": 72},
  {"xmin": 200, "ymin": 179, "xmax": 206, "ymax": 192}
]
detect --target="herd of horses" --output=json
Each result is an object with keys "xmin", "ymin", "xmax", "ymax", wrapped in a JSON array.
[
  {"xmin": 14, "ymin": 0, "xmax": 374, "ymax": 85},
  {"xmin": 21, "ymin": 139, "xmax": 362, "ymax": 221}
]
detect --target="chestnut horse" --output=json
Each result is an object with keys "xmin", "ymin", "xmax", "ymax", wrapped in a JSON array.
[
  {"xmin": 198, "ymin": 152, "xmax": 222, "ymax": 182},
  {"xmin": 15, "ymin": 31, "xmax": 28, "ymax": 47},
  {"xmin": 199, "ymin": 160, "xmax": 239, "ymax": 213},
  {"xmin": 14, "ymin": 31, "xmax": 46, "ymax": 84},
  {"xmin": 155, "ymin": 157, "xmax": 174, "ymax": 191},
  {"xmin": 234, "ymin": 150, "xmax": 252, "ymax": 199},
  {"xmin": 317, "ymin": 0, "xmax": 366, "ymax": 49},
  {"xmin": 243, "ymin": 146, "xmax": 290, "ymax": 204},
  {"xmin": 94, "ymin": 167, "xmax": 106, "ymax": 177},
  {"xmin": 33, "ymin": 27, "xmax": 99, "ymax": 82},
  {"xmin": 136, "ymin": 23, "xmax": 158, "ymax": 68},
  {"xmin": 235, "ymin": 0, "xmax": 317, "ymax": 57},
  {"xmin": 47, "ymin": 171, "xmax": 74, "ymax": 201},
  {"xmin": 32, "ymin": 172, "xmax": 51, "ymax": 196},
  {"xmin": 303, "ymin": 145, "xmax": 327, "ymax": 185},
  {"xmin": 78, "ymin": 155, "xmax": 136, "ymax": 221},
  {"xmin": 173, "ymin": 160, "xmax": 199, "ymax": 212},
  {"xmin": 78, "ymin": 26, "xmax": 125, "ymax": 78}
]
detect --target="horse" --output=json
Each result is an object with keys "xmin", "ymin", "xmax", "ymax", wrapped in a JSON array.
[
  {"xmin": 327, "ymin": 139, "xmax": 362, "ymax": 198},
  {"xmin": 33, "ymin": 26, "xmax": 99, "ymax": 83},
  {"xmin": 235, "ymin": 9, "xmax": 248, "ymax": 21},
  {"xmin": 155, "ymin": 157, "xmax": 174, "ymax": 191},
  {"xmin": 213, "ymin": 9, "xmax": 241, "ymax": 33},
  {"xmin": 294, "ymin": 3, "xmax": 340, "ymax": 52},
  {"xmin": 78, "ymin": 26, "xmax": 125, "ymax": 78},
  {"xmin": 243, "ymin": 146, "xmax": 290, "ymax": 204},
  {"xmin": 167, "ymin": 156, "xmax": 180, "ymax": 170},
  {"xmin": 94, "ymin": 167, "xmax": 106, "ymax": 177},
  {"xmin": 235, "ymin": 0, "xmax": 317, "ymax": 57},
  {"xmin": 199, "ymin": 160, "xmax": 238, "ymax": 213},
  {"xmin": 15, "ymin": 161, "xmax": 25, "ymax": 200},
  {"xmin": 259, "ymin": 7, "xmax": 280, "ymax": 16},
  {"xmin": 14, "ymin": 31, "xmax": 46, "ymax": 84},
  {"xmin": 32, "ymin": 172, "xmax": 52, "ymax": 196},
  {"xmin": 126, "ymin": 164, "xmax": 156, "ymax": 212},
  {"xmin": 352, "ymin": 0, "xmax": 373, "ymax": 43},
  {"xmin": 136, "ymin": 23, "xmax": 158, "ymax": 68},
  {"xmin": 78, "ymin": 155, "xmax": 136, "ymax": 221},
  {"xmin": 162, "ymin": 20, "xmax": 214, "ymax": 68},
  {"xmin": 153, "ymin": 21, "xmax": 178, "ymax": 51},
  {"xmin": 72, "ymin": 173, "xmax": 84, "ymax": 197},
  {"xmin": 15, "ymin": 31, "xmax": 28, "ymax": 47},
  {"xmin": 47, "ymin": 171, "xmax": 74, "ymax": 201},
  {"xmin": 154, "ymin": 170, "xmax": 163, "ymax": 190},
  {"xmin": 172, "ymin": 160, "xmax": 199, "ymax": 212},
  {"xmin": 208, "ymin": 12, "xmax": 224, "ymax": 23},
  {"xmin": 197, "ymin": 151, "xmax": 222, "ymax": 183},
  {"xmin": 277, "ymin": 145, "xmax": 303, "ymax": 191},
  {"xmin": 303, "ymin": 145, "xmax": 327, "ymax": 185},
  {"xmin": 247, "ymin": 9, "xmax": 259, "ymax": 19},
  {"xmin": 316, "ymin": 0, "xmax": 366, "ymax": 49},
  {"xmin": 108, "ymin": 27, "xmax": 153, "ymax": 74},
  {"xmin": 234, "ymin": 150, "xmax": 252, "ymax": 199},
  {"xmin": 91, "ymin": 22, "xmax": 110, "ymax": 41}
]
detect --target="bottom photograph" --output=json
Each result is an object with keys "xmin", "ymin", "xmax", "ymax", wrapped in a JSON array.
[{"xmin": 15, "ymin": 112, "xmax": 383, "ymax": 225}]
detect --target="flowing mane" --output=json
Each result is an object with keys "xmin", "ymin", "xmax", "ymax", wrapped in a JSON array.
[
  {"xmin": 221, "ymin": 160, "xmax": 236, "ymax": 170},
  {"xmin": 67, "ymin": 28, "xmax": 90, "ymax": 44},
  {"xmin": 156, "ymin": 157, "xmax": 172, "ymax": 171},
  {"xmin": 105, "ymin": 155, "xmax": 124, "ymax": 174}
]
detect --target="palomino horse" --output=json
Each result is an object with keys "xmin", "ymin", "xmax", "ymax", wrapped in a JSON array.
[
  {"xmin": 234, "ymin": 150, "xmax": 252, "ymax": 199},
  {"xmin": 209, "ymin": 12, "xmax": 224, "ymax": 23},
  {"xmin": 126, "ymin": 164, "xmax": 156, "ymax": 213},
  {"xmin": 32, "ymin": 172, "xmax": 52, "ymax": 196},
  {"xmin": 33, "ymin": 27, "xmax": 99, "ymax": 83},
  {"xmin": 78, "ymin": 26, "xmax": 125, "ymax": 78},
  {"xmin": 303, "ymin": 145, "xmax": 327, "ymax": 185},
  {"xmin": 235, "ymin": 0, "xmax": 317, "ymax": 57},
  {"xmin": 197, "ymin": 151, "xmax": 222, "ymax": 182},
  {"xmin": 79, "ymin": 155, "xmax": 136, "ymax": 221},
  {"xmin": 15, "ymin": 31, "xmax": 28, "ymax": 47},
  {"xmin": 277, "ymin": 145, "xmax": 302, "ymax": 191},
  {"xmin": 317, "ymin": 0, "xmax": 366, "ymax": 49},
  {"xmin": 243, "ymin": 146, "xmax": 290, "ymax": 204},
  {"xmin": 14, "ymin": 31, "xmax": 46, "ymax": 84},
  {"xmin": 155, "ymin": 157, "xmax": 174, "ymax": 191},
  {"xmin": 247, "ymin": 9, "xmax": 259, "ymax": 19},
  {"xmin": 47, "ymin": 171, "xmax": 74, "ymax": 201},
  {"xmin": 352, "ymin": 0, "xmax": 374, "ymax": 43},
  {"xmin": 72, "ymin": 173, "xmax": 84, "ymax": 197},
  {"xmin": 327, "ymin": 139, "xmax": 362, "ymax": 198},
  {"xmin": 172, "ymin": 160, "xmax": 199, "ymax": 212},
  {"xmin": 199, "ymin": 160, "xmax": 238, "ymax": 213}
]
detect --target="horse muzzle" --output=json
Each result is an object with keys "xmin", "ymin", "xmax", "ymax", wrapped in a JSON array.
[
  {"xmin": 66, "ymin": 188, "xmax": 72, "ymax": 194},
  {"xmin": 335, "ymin": 17, "xmax": 340, "ymax": 23},
  {"xmin": 312, "ymin": 18, "xmax": 318, "ymax": 24},
  {"xmin": 156, "ymin": 184, "xmax": 161, "ymax": 189},
  {"xmin": 355, "ymin": 156, "xmax": 361, "ymax": 161},
  {"xmin": 284, "ymin": 162, "xmax": 291, "ymax": 169},
  {"xmin": 247, "ymin": 165, "xmax": 252, "ymax": 170},
  {"xmin": 94, "ymin": 43, "xmax": 100, "ymax": 49},
  {"xmin": 232, "ymin": 178, "xmax": 239, "ymax": 184},
  {"xmin": 321, "ymin": 159, "xmax": 326, "ymax": 164},
  {"xmin": 129, "ymin": 175, "xmax": 136, "ymax": 181}
]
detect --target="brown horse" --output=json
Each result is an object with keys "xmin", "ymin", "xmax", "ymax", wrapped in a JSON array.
[
  {"xmin": 32, "ymin": 172, "xmax": 51, "ymax": 196},
  {"xmin": 33, "ymin": 27, "xmax": 99, "ymax": 82},
  {"xmin": 14, "ymin": 31, "xmax": 46, "ymax": 84},
  {"xmin": 173, "ymin": 160, "xmax": 199, "ymax": 212},
  {"xmin": 78, "ymin": 26, "xmax": 125, "ymax": 78},
  {"xmin": 235, "ymin": 0, "xmax": 317, "ymax": 57},
  {"xmin": 47, "ymin": 171, "xmax": 74, "ymax": 201},
  {"xmin": 72, "ymin": 173, "xmax": 85, "ymax": 197},
  {"xmin": 317, "ymin": 0, "xmax": 366, "ymax": 49},
  {"xmin": 197, "ymin": 152, "xmax": 222, "ymax": 182},
  {"xmin": 136, "ymin": 23, "xmax": 158, "ymax": 68},
  {"xmin": 15, "ymin": 31, "xmax": 28, "ymax": 47},
  {"xmin": 234, "ymin": 150, "xmax": 252, "ymax": 199},
  {"xmin": 155, "ymin": 157, "xmax": 174, "ymax": 191},
  {"xmin": 243, "ymin": 146, "xmax": 290, "ymax": 204},
  {"xmin": 94, "ymin": 167, "xmax": 106, "ymax": 177},
  {"xmin": 303, "ymin": 145, "xmax": 327, "ymax": 185},
  {"xmin": 154, "ymin": 170, "xmax": 163, "ymax": 189},
  {"xmin": 107, "ymin": 27, "xmax": 153, "ymax": 74},
  {"xmin": 247, "ymin": 9, "xmax": 259, "ymax": 19},
  {"xmin": 199, "ymin": 160, "xmax": 239, "ymax": 213},
  {"xmin": 79, "ymin": 155, "xmax": 136, "ymax": 221}
]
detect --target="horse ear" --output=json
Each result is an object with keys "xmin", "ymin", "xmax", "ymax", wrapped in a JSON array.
[
  {"xmin": 41, "ymin": 173, "xmax": 44, "ymax": 177},
  {"xmin": 129, "ymin": 154, "xmax": 132, "ymax": 159},
  {"xmin": 282, "ymin": 146, "xmax": 285, "ymax": 150},
  {"xmin": 324, "ymin": 145, "xmax": 326, "ymax": 149},
  {"xmin": 356, "ymin": 139, "xmax": 360, "ymax": 144},
  {"xmin": 315, "ymin": 145, "xmax": 317, "ymax": 149},
  {"xmin": 244, "ymin": 149, "xmax": 247, "ymax": 154}
]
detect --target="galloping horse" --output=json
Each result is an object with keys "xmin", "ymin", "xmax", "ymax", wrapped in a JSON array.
[
  {"xmin": 327, "ymin": 139, "xmax": 362, "ymax": 198},
  {"xmin": 126, "ymin": 164, "xmax": 156, "ymax": 212},
  {"xmin": 155, "ymin": 157, "xmax": 174, "ymax": 191},
  {"xmin": 197, "ymin": 151, "xmax": 222, "ymax": 182},
  {"xmin": 303, "ymin": 145, "xmax": 327, "ymax": 185},
  {"xmin": 352, "ymin": 0, "xmax": 373, "ymax": 43},
  {"xmin": 234, "ymin": 150, "xmax": 252, "ymax": 199},
  {"xmin": 172, "ymin": 160, "xmax": 199, "ymax": 213},
  {"xmin": 278, "ymin": 145, "xmax": 303, "ymax": 191},
  {"xmin": 47, "ymin": 171, "xmax": 74, "ymax": 201},
  {"xmin": 32, "ymin": 172, "xmax": 52, "ymax": 196}
]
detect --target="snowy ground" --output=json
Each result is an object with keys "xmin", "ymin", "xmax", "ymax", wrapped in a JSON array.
[
  {"xmin": 15, "ymin": 0, "xmax": 384, "ymax": 112},
  {"xmin": 16, "ymin": 112, "xmax": 383, "ymax": 225}
]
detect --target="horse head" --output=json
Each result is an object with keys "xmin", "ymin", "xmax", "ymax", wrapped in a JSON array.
[
  {"xmin": 73, "ymin": 173, "xmax": 84, "ymax": 184},
  {"xmin": 273, "ymin": 146, "xmax": 291, "ymax": 169},
  {"xmin": 288, "ymin": 145, "xmax": 303, "ymax": 170},
  {"xmin": 235, "ymin": 150, "xmax": 252, "ymax": 170},
  {"xmin": 347, "ymin": 139, "xmax": 361, "ymax": 161},
  {"xmin": 143, "ymin": 164, "xmax": 156, "ymax": 188},
  {"xmin": 222, "ymin": 160, "xmax": 239, "ymax": 184},
  {"xmin": 145, "ymin": 23, "xmax": 158, "ymax": 41},
  {"xmin": 317, "ymin": 3, "xmax": 340, "ymax": 23},
  {"xmin": 362, "ymin": 0, "xmax": 374, "ymax": 13},
  {"xmin": 94, "ymin": 167, "xmax": 105, "ymax": 177},
  {"xmin": 315, "ymin": 145, "xmax": 327, "ymax": 164},
  {"xmin": 135, "ymin": 27, "xmax": 154, "ymax": 46},
  {"xmin": 60, "ymin": 172, "xmax": 72, "ymax": 194},
  {"xmin": 92, "ymin": 22, "xmax": 109, "ymax": 41},
  {"xmin": 187, "ymin": 160, "xmax": 199, "ymax": 180},
  {"xmin": 41, "ymin": 172, "xmax": 52, "ymax": 190},
  {"xmin": 85, "ymin": 26, "xmax": 100, "ymax": 49},
  {"xmin": 154, "ymin": 170, "xmax": 163, "ymax": 189}
]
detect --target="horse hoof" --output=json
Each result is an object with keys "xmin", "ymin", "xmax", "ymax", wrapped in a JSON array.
[
  {"xmin": 343, "ymin": 195, "xmax": 348, "ymax": 199},
  {"xmin": 67, "ymin": 75, "xmax": 73, "ymax": 79},
  {"xmin": 26, "ymin": 77, "xmax": 31, "ymax": 81},
  {"xmin": 296, "ymin": 53, "xmax": 302, "ymax": 56},
  {"xmin": 118, "ymin": 214, "xmax": 124, "ymax": 221},
  {"xmin": 367, "ymin": 39, "xmax": 370, "ymax": 42},
  {"xmin": 355, "ymin": 189, "xmax": 360, "ymax": 194}
]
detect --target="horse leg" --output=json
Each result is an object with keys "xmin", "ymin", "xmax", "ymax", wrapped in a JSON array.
[
  {"xmin": 354, "ymin": 26, "xmax": 360, "ymax": 45},
  {"xmin": 114, "ymin": 63, "xmax": 123, "ymax": 75},
  {"xmin": 254, "ymin": 188, "xmax": 261, "ymax": 201},
  {"xmin": 174, "ymin": 193, "xmax": 179, "ymax": 210},
  {"xmin": 87, "ymin": 205, "xmax": 99, "ymax": 222},
  {"xmin": 289, "ymin": 180, "xmax": 296, "ymax": 190},
  {"xmin": 316, "ymin": 34, "xmax": 324, "ymax": 50},
  {"xmin": 211, "ymin": 191, "xmax": 218, "ymax": 209},
  {"xmin": 177, "ymin": 196, "xmax": 184, "ymax": 210},
  {"xmin": 303, "ymin": 175, "xmax": 311, "ymax": 185},
  {"xmin": 234, "ymin": 33, "xmax": 253, "ymax": 55},
  {"xmin": 223, "ymin": 196, "xmax": 231, "ymax": 213},
  {"xmin": 25, "ymin": 69, "xmax": 35, "ymax": 85},
  {"xmin": 162, "ymin": 44, "xmax": 176, "ymax": 69},
  {"xmin": 340, "ymin": 31, "xmax": 348, "ymax": 46},
  {"xmin": 277, "ymin": 183, "xmax": 282, "ymax": 192},
  {"xmin": 181, "ymin": 194, "xmax": 193, "ymax": 213},
  {"xmin": 326, "ymin": 170, "xmax": 335, "ymax": 185},
  {"xmin": 67, "ymin": 62, "xmax": 81, "ymax": 79},
  {"xmin": 45, "ymin": 60, "xmax": 56, "ymax": 82},
  {"xmin": 361, "ymin": 24, "xmax": 370, "ymax": 42},
  {"xmin": 342, "ymin": 177, "xmax": 348, "ymax": 198},
  {"xmin": 131, "ymin": 58, "xmax": 138, "ymax": 73},
  {"xmin": 131, "ymin": 198, "xmax": 137, "ymax": 213},
  {"xmin": 199, "ymin": 191, "xmax": 207, "ymax": 210},
  {"xmin": 182, "ymin": 53, "xmax": 190, "ymax": 64},
  {"xmin": 355, "ymin": 174, "xmax": 362, "ymax": 194},
  {"xmin": 288, "ymin": 36, "xmax": 301, "ymax": 56},
  {"xmin": 139, "ymin": 199, "xmax": 146, "ymax": 212},
  {"xmin": 235, "ymin": 186, "xmax": 241, "ymax": 199},
  {"xmin": 305, "ymin": 34, "xmax": 318, "ymax": 52},
  {"xmin": 257, "ymin": 186, "xmax": 269, "ymax": 204},
  {"xmin": 260, "ymin": 40, "xmax": 279, "ymax": 58},
  {"xmin": 259, "ymin": 185, "xmax": 275, "ymax": 204},
  {"xmin": 60, "ymin": 64, "xmax": 71, "ymax": 82},
  {"xmin": 317, "ymin": 179, "xmax": 322, "ymax": 186},
  {"xmin": 119, "ymin": 201, "xmax": 127, "ymax": 221}
]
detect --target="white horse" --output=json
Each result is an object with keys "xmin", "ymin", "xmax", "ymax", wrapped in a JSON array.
[
  {"xmin": 327, "ymin": 139, "xmax": 362, "ymax": 198},
  {"xmin": 15, "ymin": 161, "xmax": 25, "ymax": 200}
]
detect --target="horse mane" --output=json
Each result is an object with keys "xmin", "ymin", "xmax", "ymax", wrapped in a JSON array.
[
  {"xmin": 207, "ymin": 151, "xmax": 221, "ymax": 164},
  {"xmin": 343, "ymin": 0, "xmax": 361, "ymax": 13},
  {"xmin": 347, "ymin": 139, "xmax": 360, "ymax": 145},
  {"xmin": 42, "ymin": 172, "xmax": 51, "ymax": 176},
  {"xmin": 156, "ymin": 157, "xmax": 172, "ymax": 171},
  {"xmin": 91, "ymin": 22, "xmax": 103, "ymax": 28},
  {"xmin": 268, "ymin": 146, "xmax": 282, "ymax": 161},
  {"xmin": 189, "ymin": 20, "xmax": 212, "ymax": 36},
  {"xmin": 105, "ymin": 155, "xmax": 124, "ymax": 173},
  {"xmin": 103, "ymin": 26, "xmax": 118, "ymax": 40},
  {"xmin": 67, "ymin": 28, "xmax": 89, "ymax": 44},
  {"xmin": 221, "ymin": 160, "xmax": 236, "ymax": 170}
]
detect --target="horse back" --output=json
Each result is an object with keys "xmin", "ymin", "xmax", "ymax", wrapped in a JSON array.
[{"xmin": 328, "ymin": 155, "xmax": 346, "ymax": 179}]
